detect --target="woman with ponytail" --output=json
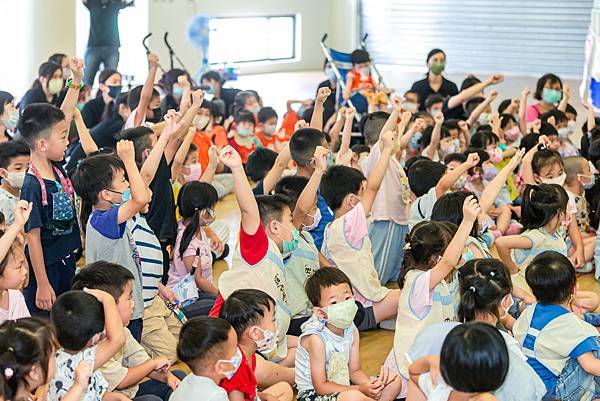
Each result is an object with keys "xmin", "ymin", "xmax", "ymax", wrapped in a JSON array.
[
  {"xmin": 0, "ymin": 317, "xmax": 91, "ymax": 401},
  {"xmin": 405, "ymin": 259, "xmax": 547, "ymax": 401},
  {"xmin": 166, "ymin": 181, "xmax": 219, "ymax": 318}
]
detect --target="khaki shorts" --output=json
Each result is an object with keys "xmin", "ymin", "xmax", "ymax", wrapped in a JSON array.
[{"xmin": 141, "ymin": 297, "xmax": 182, "ymax": 362}]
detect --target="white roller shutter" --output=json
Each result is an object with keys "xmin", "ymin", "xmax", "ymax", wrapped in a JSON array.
[{"xmin": 360, "ymin": 0, "xmax": 592, "ymax": 78}]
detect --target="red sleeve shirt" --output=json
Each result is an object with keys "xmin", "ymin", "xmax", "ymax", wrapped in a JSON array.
[
  {"xmin": 219, "ymin": 348, "xmax": 257, "ymax": 401},
  {"xmin": 209, "ymin": 293, "xmax": 224, "ymax": 317},
  {"xmin": 239, "ymin": 222, "xmax": 269, "ymax": 265}
]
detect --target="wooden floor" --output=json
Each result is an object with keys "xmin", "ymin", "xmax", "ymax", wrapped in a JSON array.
[{"xmin": 210, "ymin": 192, "xmax": 600, "ymax": 376}]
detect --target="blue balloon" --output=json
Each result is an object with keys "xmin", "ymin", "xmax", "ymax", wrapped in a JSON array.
[{"xmin": 187, "ymin": 14, "xmax": 210, "ymax": 48}]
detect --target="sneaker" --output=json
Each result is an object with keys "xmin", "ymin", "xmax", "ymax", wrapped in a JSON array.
[
  {"xmin": 379, "ymin": 319, "xmax": 395, "ymax": 331},
  {"xmin": 575, "ymin": 261, "xmax": 594, "ymax": 274}
]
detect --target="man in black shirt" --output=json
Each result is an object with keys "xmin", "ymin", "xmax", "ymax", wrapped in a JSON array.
[{"xmin": 82, "ymin": 0, "xmax": 133, "ymax": 86}]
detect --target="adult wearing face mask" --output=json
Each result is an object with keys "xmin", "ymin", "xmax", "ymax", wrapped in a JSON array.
[
  {"xmin": 81, "ymin": 69, "xmax": 122, "ymax": 129},
  {"xmin": 82, "ymin": 0, "xmax": 133, "ymax": 87},
  {"xmin": 525, "ymin": 73, "xmax": 564, "ymax": 123},
  {"xmin": 410, "ymin": 48, "xmax": 459, "ymax": 112},
  {"xmin": 159, "ymin": 69, "xmax": 192, "ymax": 115},
  {"xmin": 0, "ymin": 91, "xmax": 19, "ymax": 142},
  {"xmin": 200, "ymin": 70, "xmax": 241, "ymax": 119},
  {"xmin": 19, "ymin": 62, "xmax": 63, "ymax": 112}
]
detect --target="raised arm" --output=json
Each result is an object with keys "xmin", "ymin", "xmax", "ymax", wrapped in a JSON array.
[
  {"xmin": 429, "ymin": 196, "xmax": 481, "ymax": 290},
  {"xmin": 399, "ymin": 118, "xmax": 424, "ymax": 150},
  {"xmin": 336, "ymin": 108, "xmax": 355, "ymax": 163},
  {"xmin": 310, "ymin": 87, "xmax": 331, "ymax": 131},
  {"xmin": 0, "ymin": 201, "xmax": 31, "ymax": 262},
  {"xmin": 584, "ymin": 100, "xmax": 596, "ymax": 133},
  {"xmin": 140, "ymin": 110, "xmax": 181, "ymax": 185},
  {"xmin": 518, "ymin": 88, "xmax": 529, "ymax": 135},
  {"xmin": 425, "ymin": 112, "xmax": 444, "ymax": 160},
  {"xmin": 60, "ymin": 58, "xmax": 85, "ymax": 126},
  {"xmin": 521, "ymin": 135, "xmax": 549, "ymax": 185},
  {"xmin": 293, "ymin": 146, "xmax": 328, "ymax": 229},
  {"xmin": 262, "ymin": 143, "xmax": 292, "ymax": 195},
  {"xmin": 116, "ymin": 140, "xmax": 152, "ymax": 224},
  {"xmin": 466, "ymin": 90, "xmax": 498, "ymax": 127},
  {"xmin": 380, "ymin": 97, "xmax": 402, "ymax": 135},
  {"xmin": 458, "ymin": 120, "xmax": 470, "ymax": 151},
  {"xmin": 361, "ymin": 130, "xmax": 397, "ymax": 215},
  {"xmin": 177, "ymin": 75, "xmax": 192, "ymax": 115},
  {"xmin": 200, "ymin": 145, "xmax": 219, "ymax": 183},
  {"xmin": 134, "ymin": 53, "xmax": 160, "ymax": 127},
  {"xmin": 479, "ymin": 149, "xmax": 525, "ymax": 212},
  {"xmin": 86, "ymin": 288, "xmax": 125, "ymax": 369},
  {"xmin": 557, "ymin": 84, "xmax": 570, "ymax": 112},
  {"xmin": 327, "ymin": 107, "xmax": 347, "ymax": 149},
  {"xmin": 446, "ymin": 74, "xmax": 504, "ymax": 110},
  {"xmin": 170, "ymin": 126, "xmax": 196, "ymax": 180},
  {"xmin": 164, "ymin": 89, "xmax": 204, "ymax": 164},
  {"xmin": 436, "ymin": 152, "xmax": 480, "ymax": 197},
  {"xmin": 220, "ymin": 146, "xmax": 260, "ymax": 234},
  {"xmin": 72, "ymin": 108, "xmax": 99, "ymax": 155}
]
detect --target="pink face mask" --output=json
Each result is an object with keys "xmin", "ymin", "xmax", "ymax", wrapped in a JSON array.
[
  {"xmin": 504, "ymin": 126, "xmax": 521, "ymax": 142},
  {"xmin": 487, "ymin": 147, "xmax": 503, "ymax": 164},
  {"xmin": 182, "ymin": 163, "xmax": 202, "ymax": 182}
]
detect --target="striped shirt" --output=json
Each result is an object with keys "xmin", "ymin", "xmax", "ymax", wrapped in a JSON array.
[{"xmin": 129, "ymin": 214, "xmax": 163, "ymax": 308}]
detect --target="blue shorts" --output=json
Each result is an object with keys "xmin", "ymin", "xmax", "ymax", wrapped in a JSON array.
[
  {"xmin": 552, "ymin": 346, "xmax": 600, "ymax": 401},
  {"xmin": 368, "ymin": 221, "xmax": 408, "ymax": 285}
]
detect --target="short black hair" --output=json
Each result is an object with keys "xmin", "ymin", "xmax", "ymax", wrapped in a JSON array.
[
  {"xmin": 246, "ymin": 148, "xmax": 277, "ymax": 182},
  {"xmin": 201, "ymin": 70, "xmax": 224, "ymax": 84},
  {"xmin": 408, "ymin": 159, "xmax": 447, "ymax": 197},
  {"xmin": 539, "ymin": 122, "xmax": 558, "ymax": 138},
  {"xmin": 425, "ymin": 94, "xmax": 444, "ymax": 109},
  {"xmin": 118, "ymin": 126, "xmax": 154, "ymax": 167},
  {"xmin": 220, "ymin": 289, "xmax": 275, "ymax": 338},
  {"xmin": 350, "ymin": 49, "xmax": 370, "ymax": 65},
  {"xmin": 565, "ymin": 103, "xmax": 577, "ymax": 117},
  {"xmin": 256, "ymin": 194, "xmax": 292, "ymax": 227},
  {"xmin": 48, "ymin": 53, "xmax": 67, "ymax": 65},
  {"xmin": 497, "ymin": 99, "xmax": 512, "ymax": 115},
  {"xmin": 17, "ymin": 104, "xmax": 65, "ymax": 149},
  {"xmin": 431, "ymin": 191, "xmax": 479, "ymax": 237},
  {"xmin": 360, "ymin": 111, "xmax": 389, "ymax": 146},
  {"xmin": 289, "ymin": 128, "xmax": 326, "ymax": 167},
  {"xmin": 0, "ymin": 141, "xmax": 29, "ymax": 169},
  {"xmin": 177, "ymin": 316, "xmax": 232, "ymax": 371},
  {"xmin": 441, "ymin": 322, "xmax": 509, "ymax": 393},
  {"xmin": 541, "ymin": 109, "xmax": 568, "ymax": 126},
  {"xmin": 464, "ymin": 97, "xmax": 485, "ymax": 118},
  {"xmin": 71, "ymin": 261, "xmax": 134, "ymax": 302},
  {"xmin": 351, "ymin": 144, "xmax": 370, "ymax": 155},
  {"xmin": 127, "ymin": 85, "xmax": 159, "ymax": 110},
  {"xmin": 320, "ymin": 165, "xmax": 365, "ymax": 211},
  {"xmin": 71, "ymin": 152, "xmax": 125, "ymax": 228},
  {"xmin": 521, "ymin": 184, "xmax": 568, "ymax": 230},
  {"xmin": 98, "ymin": 69, "xmax": 121, "ymax": 85},
  {"xmin": 460, "ymin": 75, "xmax": 481, "ymax": 92},
  {"xmin": 305, "ymin": 267, "xmax": 352, "ymax": 307},
  {"xmin": 234, "ymin": 109, "xmax": 255, "ymax": 126},
  {"xmin": 534, "ymin": 73, "xmax": 562, "ymax": 101},
  {"xmin": 0, "ymin": 91, "xmax": 14, "ymax": 116},
  {"xmin": 531, "ymin": 148, "xmax": 563, "ymax": 176},
  {"xmin": 520, "ymin": 133, "xmax": 541, "ymax": 153},
  {"xmin": 526, "ymin": 251, "xmax": 576, "ymax": 304},
  {"xmin": 51, "ymin": 291, "xmax": 104, "ymax": 351},
  {"xmin": 257, "ymin": 107, "xmax": 278, "ymax": 124},
  {"xmin": 443, "ymin": 152, "xmax": 466, "ymax": 165},
  {"xmin": 274, "ymin": 175, "xmax": 309, "ymax": 210},
  {"xmin": 426, "ymin": 48, "xmax": 446, "ymax": 63}
]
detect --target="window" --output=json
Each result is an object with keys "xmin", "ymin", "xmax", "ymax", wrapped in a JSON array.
[
  {"xmin": 208, "ymin": 16, "xmax": 296, "ymax": 65},
  {"xmin": 76, "ymin": 0, "xmax": 149, "ymax": 84}
]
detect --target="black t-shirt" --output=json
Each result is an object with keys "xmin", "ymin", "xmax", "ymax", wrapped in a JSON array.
[
  {"xmin": 317, "ymin": 79, "xmax": 337, "ymax": 125},
  {"xmin": 81, "ymin": 96, "xmax": 107, "ymax": 129},
  {"xmin": 410, "ymin": 76, "xmax": 459, "ymax": 111},
  {"xmin": 84, "ymin": 0, "xmax": 132, "ymax": 47},
  {"xmin": 442, "ymin": 98, "xmax": 466, "ymax": 121},
  {"xmin": 19, "ymin": 87, "xmax": 57, "ymax": 113},
  {"xmin": 146, "ymin": 156, "xmax": 177, "ymax": 244},
  {"xmin": 219, "ymin": 87, "xmax": 240, "ymax": 118},
  {"xmin": 160, "ymin": 95, "xmax": 180, "ymax": 115}
]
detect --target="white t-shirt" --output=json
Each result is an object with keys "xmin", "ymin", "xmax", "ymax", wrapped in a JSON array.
[
  {"xmin": 49, "ymin": 347, "xmax": 108, "ymax": 401},
  {"xmin": 418, "ymin": 373, "xmax": 452, "ymax": 401},
  {"xmin": 170, "ymin": 374, "xmax": 228, "ymax": 401},
  {"xmin": 409, "ymin": 186, "xmax": 438, "ymax": 229}
]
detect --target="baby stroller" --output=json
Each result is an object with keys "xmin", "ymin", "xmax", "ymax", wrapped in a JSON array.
[{"xmin": 320, "ymin": 33, "xmax": 388, "ymax": 120}]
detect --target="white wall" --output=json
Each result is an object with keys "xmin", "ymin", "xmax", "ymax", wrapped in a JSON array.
[{"xmin": 147, "ymin": 0, "xmax": 334, "ymax": 76}]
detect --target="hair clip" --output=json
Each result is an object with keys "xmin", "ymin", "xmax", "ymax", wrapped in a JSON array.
[
  {"xmin": 469, "ymin": 286, "xmax": 476, "ymax": 293},
  {"xmin": 4, "ymin": 368, "xmax": 13, "ymax": 379},
  {"xmin": 403, "ymin": 242, "xmax": 411, "ymax": 251},
  {"xmin": 489, "ymin": 271, "xmax": 495, "ymax": 277}
]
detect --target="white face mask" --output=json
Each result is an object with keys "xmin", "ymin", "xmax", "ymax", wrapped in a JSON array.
[
  {"xmin": 452, "ymin": 174, "xmax": 467, "ymax": 190},
  {"xmin": 5, "ymin": 171, "xmax": 25, "ymax": 189},
  {"xmin": 193, "ymin": 115, "xmax": 210, "ymax": 130},
  {"xmin": 540, "ymin": 172, "xmax": 566, "ymax": 186},
  {"xmin": 252, "ymin": 326, "xmax": 278, "ymax": 354}
]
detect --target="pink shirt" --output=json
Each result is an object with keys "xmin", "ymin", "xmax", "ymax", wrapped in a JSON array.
[
  {"xmin": 364, "ymin": 142, "xmax": 409, "ymax": 225},
  {"xmin": 525, "ymin": 103, "xmax": 543, "ymax": 123},
  {"xmin": 0, "ymin": 290, "xmax": 30, "ymax": 323},
  {"xmin": 342, "ymin": 202, "xmax": 369, "ymax": 249},
  {"xmin": 167, "ymin": 222, "xmax": 213, "ymax": 289},
  {"xmin": 408, "ymin": 270, "xmax": 435, "ymax": 317}
]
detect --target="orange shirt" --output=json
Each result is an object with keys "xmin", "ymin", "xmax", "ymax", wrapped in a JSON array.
[
  {"xmin": 191, "ymin": 125, "xmax": 228, "ymax": 170},
  {"xmin": 279, "ymin": 110, "xmax": 299, "ymax": 142},
  {"xmin": 254, "ymin": 131, "xmax": 277, "ymax": 150},
  {"xmin": 348, "ymin": 70, "xmax": 375, "ymax": 91},
  {"xmin": 228, "ymin": 134, "xmax": 255, "ymax": 164}
]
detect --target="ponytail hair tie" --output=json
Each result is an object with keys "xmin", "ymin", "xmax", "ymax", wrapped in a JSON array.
[
  {"xmin": 4, "ymin": 368, "xmax": 13, "ymax": 379},
  {"xmin": 489, "ymin": 271, "xmax": 495, "ymax": 277},
  {"xmin": 469, "ymin": 286, "xmax": 476, "ymax": 293}
]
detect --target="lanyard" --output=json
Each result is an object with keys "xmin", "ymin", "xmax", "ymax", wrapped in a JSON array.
[{"xmin": 28, "ymin": 162, "xmax": 74, "ymax": 207}]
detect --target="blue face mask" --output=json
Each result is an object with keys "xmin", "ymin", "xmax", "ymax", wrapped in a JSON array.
[
  {"xmin": 206, "ymin": 84, "xmax": 217, "ymax": 95},
  {"xmin": 276, "ymin": 222, "xmax": 300, "ymax": 255},
  {"xmin": 411, "ymin": 132, "xmax": 422, "ymax": 149},
  {"xmin": 108, "ymin": 85, "xmax": 122, "ymax": 99},
  {"xmin": 326, "ymin": 152, "xmax": 334, "ymax": 166},
  {"xmin": 542, "ymin": 88, "xmax": 562, "ymax": 104},
  {"xmin": 237, "ymin": 127, "xmax": 253, "ymax": 137},
  {"xmin": 109, "ymin": 188, "xmax": 131, "ymax": 208},
  {"xmin": 172, "ymin": 86, "xmax": 184, "ymax": 97}
]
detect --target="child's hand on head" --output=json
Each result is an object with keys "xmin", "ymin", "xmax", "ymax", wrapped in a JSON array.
[
  {"xmin": 148, "ymin": 52, "xmax": 160, "ymax": 66},
  {"xmin": 313, "ymin": 145, "xmax": 329, "ymax": 173},
  {"xmin": 316, "ymin": 87, "xmax": 332, "ymax": 103},
  {"xmin": 83, "ymin": 287, "xmax": 111, "ymax": 303},
  {"xmin": 191, "ymin": 89, "xmax": 205, "ymax": 107},
  {"xmin": 466, "ymin": 152, "xmax": 480, "ymax": 168},
  {"xmin": 219, "ymin": 145, "xmax": 243, "ymax": 169},
  {"xmin": 12, "ymin": 200, "xmax": 33, "ymax": 229},
  {"xmin": 69, "ymin": 57, "xmax": 85, "ymax": 83},
  {"xmin": 434, "ymin": 111, "xmax": 445, "ymax": 125},
  {"xmin": 294, "ymin": 119, "xmax": 309, "ymax": 131},
  {"xmin": 381, "ymin": 130, "xmax": 397, "ymax": 151},
  {"xmin": 73, "ymin": 360, "xmax": 92, "ymax": 388},
  {"xmin": 463, "ymin": 195, "xmax": 481, "ymax": 223},
  {"xmin": 487, "ymin": 74, "xmax": 504, "ymax": 85},
  {"xmin": 345, "ymin": 107, "xmax": 356, "ymax": 120},
  {"xmin": 537, "ymin": 134, "xmax": 550, "ymax": 148},
  {"xmin": 116, "ymin": 140, "xmax": 135, "ymax": 163}
]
